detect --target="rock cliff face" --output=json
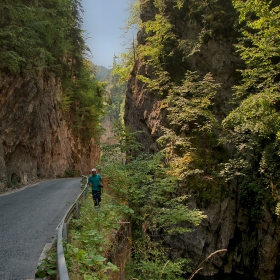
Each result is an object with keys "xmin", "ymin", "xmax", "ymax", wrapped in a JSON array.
[
  {"xmin": 0, "ymin": 72, "xmax": 100, "ymax": 193},
  {"xmin": 125, "ymin": 0, "xmax": 241, "ymax": 152},
  {"xmin": 124, "ymin": 1, "xmax": 280, "ymax": 279}
]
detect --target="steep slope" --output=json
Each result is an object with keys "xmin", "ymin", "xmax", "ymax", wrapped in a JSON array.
[
  {"xmin": 0, "ymin": 1, "xmax": 103, "ymax": 193},
  {"xmin": 125, "ymin": 0, "xmax": 241, "ymax": 152},
  {"xmin": 124, "ymin": 0, "xmax": 280, "ymax": 279},
  {"xmin": 0, "ymin": 71, "xmax": 100, "ymax": 193}
]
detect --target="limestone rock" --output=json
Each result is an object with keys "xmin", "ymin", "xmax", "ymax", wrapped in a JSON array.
[
  {"xmin": 124, "ymin": 0, "xmax": 280, "ymax": 279},
  {"xmin": 0, "ymin": 72, "xmax": 99, "ymax": 193}
]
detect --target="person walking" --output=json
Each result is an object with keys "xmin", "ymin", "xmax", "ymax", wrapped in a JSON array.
[{"xmin": 88, "ymin": 168, "xmax": 103, "ymax": 207}]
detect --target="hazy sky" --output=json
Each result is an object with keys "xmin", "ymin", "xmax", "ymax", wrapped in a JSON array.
[{"xmin": 81, "ymin": 0, "xmax": 132, "ymax": 68}]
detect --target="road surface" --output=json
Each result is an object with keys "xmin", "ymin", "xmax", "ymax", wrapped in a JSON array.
[{"xmin": 0, "ymin": 178, "xmax": 82, "ymax": 280}]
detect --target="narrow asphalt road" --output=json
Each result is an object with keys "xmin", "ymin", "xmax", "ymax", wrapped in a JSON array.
[{"xmin": 0, "ymin": 178, "xmax": 82, "ymax": 280}]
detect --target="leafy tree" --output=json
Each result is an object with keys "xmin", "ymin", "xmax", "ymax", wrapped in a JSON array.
[
  {"xmin": 122, "ymin": 0, "xmax": 234, "ymax": 208},
  {"xmin": 158, "ymin": 71, "xmax": 225, "ymax": 207},
  {"xmin": 137, "ymin": 10, "xmax": 177, "ymax": 93},
  {"xmin": 100, "ymin": 126, "xmax": 206, "ymax": 279},
  {"xmin": 222, "ymin": 0, "xmax": 280, "ymax": 218},
  {"xmin": 0, "ymin": 0, "xmax": 106, "ymax": 141},
  {"xmin": 63, "ymin": 62, "xmax": 106, "ymax": 140},
  {"xmin": 232, "ymin": 0, "xmax": 280, "ymax": 99},
  {"xmin": 124, "ymin": 0, "xmax": 141, "ymax": 34},
  {"xmin": 0, "ymin": 0, "xmax": 86, "ymax": 75},
  {"xmin": 136, "ymin": 0, "xmax": 238, "ymax": 92}
]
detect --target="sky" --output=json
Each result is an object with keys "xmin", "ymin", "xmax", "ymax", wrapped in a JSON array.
[{"xmin": 81, "ymin": 0, "xmax": 132, "ymax": 68}]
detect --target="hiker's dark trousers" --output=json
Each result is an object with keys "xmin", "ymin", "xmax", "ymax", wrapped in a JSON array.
[{"xmin": 92, "ymin": 190, "xmax": 101, "ymax": 206}]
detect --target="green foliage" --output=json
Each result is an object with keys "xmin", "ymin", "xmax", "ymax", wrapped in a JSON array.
[
  {"xmin": 62, "ymin": 62, "xmax": 106, "ymax": 140},
  {"xmin": 124, "ymin": 0, "xmax": 141, "ymax": 32},
  {"xmin": 224, "ymin": 0, "xmax": 280, "ymax": 148},
  {"xmin": 65, "ymin": 193, "xmax": 124, "ymax": 279},
  {"xmin": 224, "ymin": 91, "xmax": 280, "ymax": 138},
  {"xmin": 35, "ymin": 242, "xmax": 57, "ymax": 279},
  {"xmin": 137, "ymin": 10, "xmax": 177, "ymax": 93},
  {"xmin": 0, "ymin": 1, "xmax": 105, "ymax": 142},
  {"xmin": 101, "ymin": 121, "xmax": 143, "ymax": 163},
  {"xmin": 135, "ymin": 0, "xmax": 238, "ymax": 90},
  {"xmin": 99, "ymin": 124, "xmax": 207, "ymax": 279},
  {"xmin": 232, "ymin": 0, "xmax": 280, "ymax": 98},
  {"xmin": 112, "ymin": 51, "xmax": 135, "ymax": 84},
  {"xmin": 157, "ymin": 71, "xmax": 225, "ymax": 207},
  {"xmin": 125, "ymin": 236, "xmax": 190, "ymax": 280},
  {"xmin": 170, "ymin": 0, "xmax": 238, "ymax": 37},
  {"xmin": 65, "ymin": 169, "xmax": 133, "ymax": 280},
  {"xmin": 164, "ymin": 72, "xmax": 220, "ymax": 134},
  {"xmin": 122, "ymin": 1, "xmax": 233, "ymax": 209},
  {"xmin": 220, "ymin": 0, "xmax": 280, "ymax": 218},
  {"xmin": 0, "ymin": 0, "xmax": 86, "ymax": 75},
  {"xmin": 123, "ymin": 153, "xmax": 206, "ymax": 229},
  {"xmin": 139, "ymin": 14, "xmax": 176, "ymax": 66}
]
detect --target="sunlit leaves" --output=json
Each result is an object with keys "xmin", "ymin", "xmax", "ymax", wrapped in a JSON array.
[
  {"xmin": 166, "ymin": 72, "xmax": 220, "ymax": 132},
  {"xmin": 232, "ymin": 0, "xmax": 280, "ymax": 97},
  {"xmin": 156, "ymin": 196, "xmax": 206, "ymax": 234},
  {"xmin": 124, "ymin": 0, "xmax": 141, "ymax": 31},
  {"xmin": 220, "ymin": 0, "xmax": 280, "ymax": 217},
  {"xmin": 225, "ymin": 0, "xmax": 280, "ymax": 138},
  {"xmin": 112, "ymin": 51, "xmax": 135, "ymax": 83},
  {"xmin": 139, "ymin": 14, "xmax": 176, "ymax": 67},
  {"xmin": 223, "ymin": 91, "xmax": 280, "ymax": 138}
]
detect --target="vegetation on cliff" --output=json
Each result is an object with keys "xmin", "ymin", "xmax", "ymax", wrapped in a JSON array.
[
  {"xmin": 221, "ymin": 0, "xmax": 280, "ymax": 220},
  {"xmin": 123, "ymin": 0, "xmax": 238, "ymax": 208},
  {"xmin": 100, "ymin": 125, "xmax": 206, "ymax": 279},
  {"xmin": 124, "ymin": 0, "xmax": 280, "ymax": 214},
  {"xmin": 3, "ymin": 0, "xmax": 280, "ymax": 278},
  {"xmin": 121, "ymin": 0, "xmax": 280, "ymax": 277},
  {"xmin": 0, "ymin": 0, "xmax": 106, "ymax": 141}
]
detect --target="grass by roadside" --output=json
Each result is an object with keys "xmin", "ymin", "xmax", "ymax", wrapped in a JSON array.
[
  {"xmin": 35, "ymin": 183, "xmax": 132, "ymax": 280},
  {"xmin": 64, "ymin": 189, "xmax": 132, "ymax": 280},
  {"xmin": 35, "ymin": 241, "xmax": 57, "ymax": 279}
]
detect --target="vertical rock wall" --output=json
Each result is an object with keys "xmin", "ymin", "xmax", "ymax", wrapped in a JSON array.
[
  {"xmin": 124, "ymin": 1, "xmax": 280, "ymax": 279},
  {"xmin": 107, "ymin": 222, "xmax": 132, "ymax": 280},
  {"xmin": 0, "ymin": 72, "xmax": 100, "ymax": 193},
  {"xmin": 125, "ymin": 0, "xmax": 241, "ymax": 152}
]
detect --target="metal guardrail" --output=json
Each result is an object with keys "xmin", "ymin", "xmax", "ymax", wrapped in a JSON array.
[{"xmin": 57, "ymin": 176, "xmax": 88, "ymax": 280}]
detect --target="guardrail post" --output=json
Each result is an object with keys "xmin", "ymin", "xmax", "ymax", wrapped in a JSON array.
[
  {"xmin": 63, "ymin": 223, "xmax": 68, "ymax": 243},
  {"xmin": 83, "ymin": 189, "xmax": 86, "ymax": 202},
  {"xmin": 75, "ymin": 201, "xmax": 80, "ymax": 219},
  {"xmin": 81, "ymin": 176, "xmax": 87, "ymax": 185}
]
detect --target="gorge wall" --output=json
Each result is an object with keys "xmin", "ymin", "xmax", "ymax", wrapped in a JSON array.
[
  {"xmin": 124, "ymin": 1, "xmax": 280, "ymax": 279},
  {"xmin": 0, "ymin": 72, "xmax": 100, "ymax": 193}
]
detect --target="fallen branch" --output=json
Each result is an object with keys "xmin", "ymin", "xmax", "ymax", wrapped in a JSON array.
[{"xmin": 188, "ymin": 249, "xmax": 228, "ymax": 280}]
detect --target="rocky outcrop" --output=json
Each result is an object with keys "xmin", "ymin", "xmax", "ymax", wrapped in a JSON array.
[
  {"xmin": 125, "ymin": 61, "xmax": 165, "ymax": 153},
  {"xmin": 125, "ymin": 0, "xmax": 241, "ymax": 152},
  {"xmin": 124, "ymin": 0, "xmax": 280, "ymax": 279},
  {"xmin": 164, "ymin": 186, "xmax": 280, "ymax": 280},
  {"xmin": 0, "ymin": 72, "xmax": 100, "ymax": 193},
  {"xmin": 107, "ymin": 221, "xmax": 132, "ymax": 280}
]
